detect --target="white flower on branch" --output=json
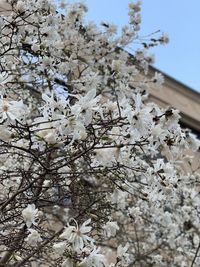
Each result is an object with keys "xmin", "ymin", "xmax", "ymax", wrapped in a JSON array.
[
  {"xmin": 60, "ymin": 218, "xmax": 94, "ymax": 252},
  {"xmin": 22, "ymin": 204, "xmax": 39, "ymax": 228},
  {"xmin": 103, "ymin": 221, "xmax": 119, "ymax": 238},
  {"xmin": 53, "ymin": 241, "xmax": 67, "ymax": 255},
  {"xmin": 0, "ymin": 0, "xmax": 199, "ymax": 266},
  {"xmin": 25, "ymin": 229, "xmax": 42, "ymax": 246},
  {"xmin": 117, "ymin": 243, "xmax": 130, "ymax": 266},
  {"xmin": 152, "ymin": 72, "xmax": 164, "ymax": 86},
  {"xmin": 71, "ymin": 89, "xmax": 101, "ymax": 125},
  {"xmin": 0, "ymin": 96, "xmax": 26, "ymax": 123},
  {"xmin": 79, "ymin": 247, "xmax": 108, "ymax": 267}
]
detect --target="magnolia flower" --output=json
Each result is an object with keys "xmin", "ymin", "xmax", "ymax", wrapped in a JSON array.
[
  {"xmin": 0, "ymin": 96, "xmax": 26, "ymax": 123},
  {"xmin": 59, "ymin": 218, "xmax": 94, "ymax": 252},
  {"xmin": 71, "ymin": 89, "xmax": 100, "ymax": 125},
  {"xmin": 79, "ymin": 247, "xmax": 108, "ymax": 267},
  {"xmin": 128, "ymin": 1, "xmax": 141, "ymax": 12},
  {"xmin": 53, "ymin": 241, "xmax": 67, "ymax": 255},
  {"xmin": 117, "ymin": 243, "xmax": 130, "ymax": 266},
  {"xmin": 107, "ymin": 24, "xmax": 117, "ymax": 34},
  {"xmin": 42, "ymin": 91, "xmax": 67, "ymax": 112},
  {"xmin": 132, "ymin": 14, "xmax": 141, "ymax": 25},
  {"xmin": 16, "ymin": 0, "xmax": 26, "ymax": 12},
  {"xmin": 128, "ymin": 206, "xmax": 142, "ymax": 217},
  {"xmin": 72, "ymin": 120, "xmax": 87, "ymax": 141},
  {"xmin": 110, "ymin": 189, "xmax": 128, "ymax": 210},
  {"xmin": 152, "ymin": 72, "xmax": 164, "ymax": 86},
  {"xmin": 22, "ymin": 204, "xmax": 39, "ymax": 228},
  {"xmin": 117, "ymin": 243, "xmax": 129, "ymax": 258},
  {"xmin": 103, "ymin": 221, "xmax": 119, "ymax": 238},
  {"xmin": 25, "ymin": 229, "xmax": 42, "ymax": 246},
  {"xmin": 159, "ymin": 33, "xmax": 169, "ymax": 44},
  {"xmin": 152, "ymin": 255, "xmax": 163, "ymax": 264},
  {"xmin": 0, "ymin": 72, "xmax": 12, "ymax": 85},
  {"xmin": 31, "ymin": 43, "xmax": 40, "ymax": 52},
  {"xmin": 37, "ymin": 128, "xmax": 57, "ymax": 144},
  {"xmin": 0, "ymin": 0, "xmax": 199, "ymax": 266}
]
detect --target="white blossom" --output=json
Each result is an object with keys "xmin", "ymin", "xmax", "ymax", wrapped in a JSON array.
[
  {"xmin": 79, "ymin": 247, "xmax": 108, "ymax": 267},
  {"xmin": 152, "ymin": 72, "xmax": 164, "ymax": 86},
  {"xmin": 22, "ymin": 204, "xmax": 39, "ymax": 228},
  {"xmin": 117, "ymin": 243, "xmax": 130, "ymax": 266},
  {"xmin": 103, "ymin": 221, "xmax": 119, "ymax": 238},
  {"xmin": 0, "ymin": 0, "xmax": 199, "ymax": 266},
  {"xmin": 60, "ymin": 219, "xmax": 94, "ymax": 252},
  {"xmin": 25, "ymin": 229, "xmax": 42, "ymax": 246},
  {"xmin": 53, "ymin": 241, "xmax": 67, "ymax": 255},
  {"xmin": 0, "ymin": 96, "xmax": 26, "ymax": 122}
]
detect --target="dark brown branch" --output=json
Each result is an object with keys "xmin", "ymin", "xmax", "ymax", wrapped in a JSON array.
[{"xmin": 191, "ymin": 241, "xmax": 200, "ymax": 267}]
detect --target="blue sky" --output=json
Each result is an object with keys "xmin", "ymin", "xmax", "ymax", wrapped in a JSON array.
[{"xmin": 75, "ymin": 0, "xmax": 200, "ymax": 93}]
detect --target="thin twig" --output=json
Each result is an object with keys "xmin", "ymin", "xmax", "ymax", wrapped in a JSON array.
[{"xmin": 191, "ymin": 240, "xmax": 200, "ymax": 267}]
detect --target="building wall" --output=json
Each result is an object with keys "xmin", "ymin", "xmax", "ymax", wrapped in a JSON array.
[{"xmin": 148, "ymin": 66, "xmax": 200, "ymax": 134}]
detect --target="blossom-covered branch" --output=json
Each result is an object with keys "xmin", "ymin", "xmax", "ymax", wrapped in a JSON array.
[{"xmin": 0, "ymin": 0, "xmax": 200, "ymax": 266}]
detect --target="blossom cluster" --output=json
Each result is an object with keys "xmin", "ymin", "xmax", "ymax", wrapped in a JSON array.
[{"xmin": 0, "ymin": 0, "xmax": 200, "ymax": 267}]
